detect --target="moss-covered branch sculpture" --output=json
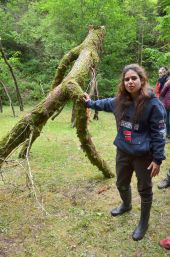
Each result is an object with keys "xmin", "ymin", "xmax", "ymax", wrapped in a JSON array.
[{"xmin": 0, "ymin": 26, "xmax": 114, "ymax": 178}]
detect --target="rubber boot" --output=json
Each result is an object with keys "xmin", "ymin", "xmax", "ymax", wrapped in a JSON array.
[
  {"xmin": 158, "ymin": 170, "xmax": 170, "ymax": 189},
  {"xmin": 132, "ymin": 201, "xmax": 152, "ymax": 241},
  {"xmin": 111, "ymin": 188, "xmax": 132, "ymax": 217}
]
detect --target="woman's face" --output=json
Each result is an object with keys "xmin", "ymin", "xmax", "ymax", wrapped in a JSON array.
[
  {"xmin": 124, "ymin": 69, "xmax": 142, "ymax": 98},
  {"xmin": 159, "ymin": 68, "xmax": 166, "ymax": 78}
]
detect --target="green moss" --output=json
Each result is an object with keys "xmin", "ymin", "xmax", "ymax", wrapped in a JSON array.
[
  {"xmin": 51, "ymin": 45, "xmax": 81, "ymax": 89},
  {"xmin": 75, "ymin": 100, "xmax": 114, "ymax": 178},
  {"xmin": 0, "ymin": 27, "xmax": 109, "ymax": 176}
]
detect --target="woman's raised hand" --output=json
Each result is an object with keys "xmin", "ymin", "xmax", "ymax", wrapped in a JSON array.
[{"xmin": 83, "ymin": 92, "xmax": 91, "ymax": 102}]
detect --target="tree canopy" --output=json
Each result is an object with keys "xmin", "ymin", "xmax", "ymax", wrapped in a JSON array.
[{"xmin": 0, "ymin": 0, "xmax": 169, "ymax": 102}]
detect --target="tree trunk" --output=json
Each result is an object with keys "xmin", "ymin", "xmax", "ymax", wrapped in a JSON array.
[
  {"xmin": 93, "ymin": 110, "xmax": 99, "ymax": 120},
  {"xmin": 0, "ymin": 39, "xmax": 24, "ymax": 111},
  {"xmin": 71, "ymin": 101, "xmax": 76, "ymax": 128},
  {"xmin": 0, "ymin": 80, "xmax": 16, "ymax": 117},
  {"xmin": 93, "ymin": 79, "xmax": 99, "ymax": 120},
  {"xmin": 89, "ymin": 66, "xmax": 99, "ymax": 120},
  {"xmin": 0, "ymin": 96, "xmax": 2, "ymax": 113},
  {"xmin": 0, "ymin": 26, "xmax": 114, "ymax": 178}
]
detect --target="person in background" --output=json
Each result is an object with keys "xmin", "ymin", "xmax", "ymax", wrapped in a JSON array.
[
  {"xmin": 160, "ymin": 72, "xmax": 170, "ymax": 139},
  {"xmin": 83, "ymin": 64, "xmax": 166, "ymax": 241},
  {"xmin": 158, "ymin": 74, "xmax": 170, "ymax": 189},
  {"xmin": 157, "ymin": 71, "xmax": 170, "ymax": 248},
  {"xmin": 155, "ymin": 66, "xmax": 169, "ymax": 99}
]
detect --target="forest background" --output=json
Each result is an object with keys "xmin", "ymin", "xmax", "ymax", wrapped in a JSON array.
[
  {"xmin": 0, "ymin": 0, "xmax": 170, "ymax": 104},
  {"xmin": 0, "ymin": 1, "xmax": 170, "ymax": 256}
]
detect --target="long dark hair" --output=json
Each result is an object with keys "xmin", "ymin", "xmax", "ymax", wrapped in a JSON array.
[{"xmin": 115, "ymin": 64, "xmax": 152, "ymax": 124}]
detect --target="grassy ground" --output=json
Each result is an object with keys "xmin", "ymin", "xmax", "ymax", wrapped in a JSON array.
[{"xmin": 0, "ymin": 105, "xmax": 170, "ymax": 257}]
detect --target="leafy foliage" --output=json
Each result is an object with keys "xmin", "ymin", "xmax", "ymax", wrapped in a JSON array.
[{"xmin": 0, "ymin": 0, "xmax": 169, "ymax": 103}]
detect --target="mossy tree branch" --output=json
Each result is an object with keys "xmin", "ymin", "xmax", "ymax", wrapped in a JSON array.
[
  {"xmin": 0, "ymin": 26, "xmax": 114, "ymax": 178},
  {"xmin": 51, "ymin": 45, "xmax": 81, "ymax": 89}
]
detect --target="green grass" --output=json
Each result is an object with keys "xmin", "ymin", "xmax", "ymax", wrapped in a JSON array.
[{"xmin": 0, "ymin": 105, "xmax": 170, "ymax": 257}]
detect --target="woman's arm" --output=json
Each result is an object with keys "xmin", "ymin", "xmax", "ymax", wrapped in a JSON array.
[
  {"xmin": 149, "ymin": 101, "xmax": 166, "ymax": 166},
  {"xmin": 147, "ymin": 101, "xmax": 166, "ymax": 177},
  {"xmin": 160, "ymin": 79, "xmax": 170, "ymax": 97},
  {"xmin": 83, "ymin": 93, "xmax": 116, "ymax": 113}
]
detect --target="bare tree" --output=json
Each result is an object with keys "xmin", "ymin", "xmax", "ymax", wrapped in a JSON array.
[
  {"xmin": 0, "ymin": 80, "xmax": 16, "ymax": 117},
  {"xmin": 0, "ymin": 38, "xmax": 24, "ymax": 111},
  {"xmin": 0, "ymin": 94, "xmax": 2, "ymax": 112}
]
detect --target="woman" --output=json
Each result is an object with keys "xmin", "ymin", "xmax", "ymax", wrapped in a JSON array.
[
  {"xmin": 155, "ymin": 66, "xmax": 168, "ymax": 98},
  {"xmin": 83, "ymin": 64, "xmax": 166, "ymax": 241}
]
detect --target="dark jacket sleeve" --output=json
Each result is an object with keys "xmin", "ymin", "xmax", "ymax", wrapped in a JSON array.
[
  {"xmin": 160, "ymin": 85, "xmax": 168, "ymax": 97},
  {"xmin": 149, "ymin": 100, "xmax": 166, "ymax": 164},
  {"xmin": 86, "ymin": 98, "xmax": 116, "ymax": 113}
]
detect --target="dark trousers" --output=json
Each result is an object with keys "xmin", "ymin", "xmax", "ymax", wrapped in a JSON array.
[
  {"xmin": 116, "ymin": 149, "xmax": 153, "ymax": 202},
  {"xmin": 166, "ymin": 109, "xmax": 170, "ymax": 137}
]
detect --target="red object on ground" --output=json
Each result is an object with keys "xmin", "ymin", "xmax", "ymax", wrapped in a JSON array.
[{"xmin": 160, "ymin": 237, "xmax": 170, "ymax": 250}]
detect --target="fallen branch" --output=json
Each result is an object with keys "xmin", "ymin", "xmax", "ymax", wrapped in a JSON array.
[{"xmin": 0, "ymin": 26, "xmax": 114, "ymax": 178}]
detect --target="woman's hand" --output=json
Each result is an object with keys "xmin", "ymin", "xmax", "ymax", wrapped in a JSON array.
[
  {"xmin": 83, "ymin": 92, "xmax": 91, "ymax": 102},
  {"xmin": 147, "ymin": 161, "xmax": 160, "ymax": 177}
]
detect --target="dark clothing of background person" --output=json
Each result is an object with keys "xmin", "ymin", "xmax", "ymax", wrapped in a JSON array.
[
  {"xmin": 160, "ymin": 79, "xmax": 170, "ymax": 137},
  {"xmin": 158, "ymin": 78, "xmax": 170, "ymax": 190},
  {"xmin": 159, "ymin": 74, "xmax": 169, "ymax": 92},
  {"xmin": 155, "ymin": 74, "xmax": 168, "ymax": 98}
]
